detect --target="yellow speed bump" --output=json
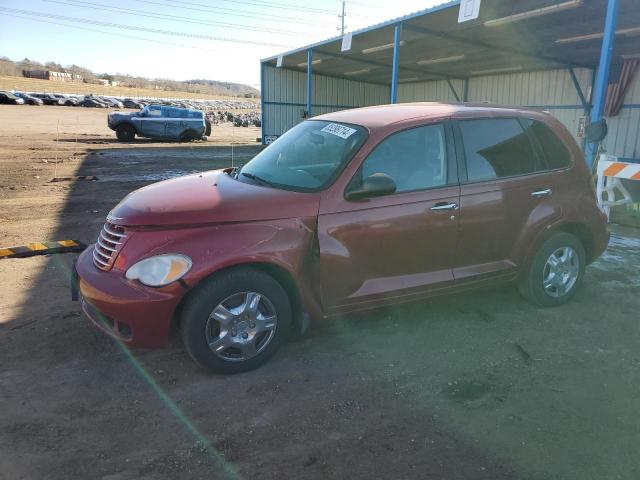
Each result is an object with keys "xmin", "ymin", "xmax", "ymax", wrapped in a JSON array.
[{"xmin": 0, "ymin": 240, "xmax": 86, "ymax": 259}]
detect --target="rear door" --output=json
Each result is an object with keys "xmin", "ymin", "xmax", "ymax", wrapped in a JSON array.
[
  {"xmin": 318, "ymin": 121, "xmax": 460, "ymax": 314},
  {"xmin": 452, "ymin": 117, "xmax": 559, "ymax": 282},
  {"xmin": 164, "ymin": 107, "xmax": 187, "ymax": 139}
]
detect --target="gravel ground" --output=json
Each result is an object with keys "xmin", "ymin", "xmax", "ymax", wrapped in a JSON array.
[{"xmin": 1, "ymin": 105, "xmax": 639, "ymax": 480}]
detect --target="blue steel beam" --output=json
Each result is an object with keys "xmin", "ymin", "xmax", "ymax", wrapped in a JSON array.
[
  {"xmin": 587, "ymin": 0, "xmax": 619, "ymax": 166},
  {"xmin": 306, "ymin": 49, "xmax": 313, "ymax": 117},
  {"xmin": 390, "ymin": 23, "xmax": 402, "ymax": 104},
  {"xmin": 260, "ymin": 61, "xmax": 266, "ymax": 145}
]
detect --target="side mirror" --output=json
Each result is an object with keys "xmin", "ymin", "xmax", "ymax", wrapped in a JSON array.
[
  {"xmin": 586, "ymin": 118, "xmax": 608, "ymax": 143},
  {"xmin": 345, "ymin": 173, "xmax": 396, "ymax": 201}
]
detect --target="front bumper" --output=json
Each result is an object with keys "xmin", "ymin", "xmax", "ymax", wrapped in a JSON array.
[{"xmin": 74, "ymin": 246, "xmax": 185, "ymax": 348}]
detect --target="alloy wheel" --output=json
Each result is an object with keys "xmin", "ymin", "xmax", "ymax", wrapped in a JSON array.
[
  {"xmin": 542, "ymin": 246, "xmax": 579, "ymax": 298},
  {"xmin": 205, "ymin": 291, "xmax": 278, "ymax": 362}
]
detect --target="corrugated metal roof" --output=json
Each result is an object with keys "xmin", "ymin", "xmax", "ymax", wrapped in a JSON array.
[{"xmin": 263, "ymin": 0, "xmax": 640, "ymax": 85}]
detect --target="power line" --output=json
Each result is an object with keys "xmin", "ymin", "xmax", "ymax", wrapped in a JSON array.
[
  {"xmin": 43, "ymin": 0, "xmax": 317, "ymax": 36},
  {"xmin": 157, "ymin": 0, "xmax": 378, "ymax": 19},
  {"xmin": 0, "ymin": 7, "xmax": 295, "ymax": 47},
  {"xmin": 92, "ymin": 0, "xmax": 332, "ymax": 26},
  {"xmin": 0, "ymin": 12, "xmax": 230, "ymax": 53},
  {"xmin": 162, "ymin": 0, "xmax": 337, "ymax": 16}
]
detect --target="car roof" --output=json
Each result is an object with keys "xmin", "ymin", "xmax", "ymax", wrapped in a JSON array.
[{"xmin": 313, "ymin": 102, "xmax": 550, "ymax": 130}]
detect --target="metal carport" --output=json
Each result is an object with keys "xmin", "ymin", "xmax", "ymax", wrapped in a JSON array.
[{"xmin": 260, "ymin": 0, "xmax": 640, "ymax": 164}]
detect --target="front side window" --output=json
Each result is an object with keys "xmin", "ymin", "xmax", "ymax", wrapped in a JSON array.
[
  {"xmin": 145, "ymin": 106, "xmax": 162, "ymax": 116},
  {"xmin": 459, "ymin": 118, "xmax": 538, "ymax": 182},
  {"xmin": 238, "ymin": 120, "xmax": 367, "ymax": 191},
  {"xmin": 522, "ymin": 119, "xmax": 572, "ymax": 170},
  {"xmin": 352, "ymin": 124, "xmax": 448, "ymax": 194}
]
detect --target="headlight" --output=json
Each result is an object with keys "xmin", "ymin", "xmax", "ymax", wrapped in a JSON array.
[{"xmin": 125, "ymin": 254, "xmax": 192, "ymax": 287}]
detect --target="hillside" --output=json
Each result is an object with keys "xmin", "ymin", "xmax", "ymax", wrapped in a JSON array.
[
  {"xmin": 0, "ymin": 75, "xmax": 259, "ymax": 102},
  {"xmin": 0, "ymin": 56, "xmax": 260, "ymax": 98}
]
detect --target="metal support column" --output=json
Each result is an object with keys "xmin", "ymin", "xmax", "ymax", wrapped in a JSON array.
[
  {"xmin": 260, "ymin": 61, "xmax": 266, "ymax": 144},
  {"xmin": 390, "ymin": 23, "xmax": 402, "ymax": 104},
  {"xmin": 463, "ymin": 78, "xmax": 469, "ymax": 102},
  {"xmin": 587, "ymin": 0, "xmax": 619, "ymax": 166},
  {"xmin": 306, "ymin": 49, "xmax": 313, "ymax": 117}
]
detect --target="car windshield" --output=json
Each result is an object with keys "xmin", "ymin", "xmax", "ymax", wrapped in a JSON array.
[{"xmin": 237, "ymin": 120, "xmax": 367, "ymax": 192}]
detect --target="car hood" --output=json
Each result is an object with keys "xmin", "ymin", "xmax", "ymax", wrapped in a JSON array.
[
  {"xmin": 109, "ymin": 111, "xmax": 139, "ymax": 119},
  {"xmin": 108, "ymin": 169, "xmax": 320, "ymax": 227}
]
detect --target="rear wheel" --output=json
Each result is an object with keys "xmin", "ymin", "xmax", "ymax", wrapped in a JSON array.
[
  {"xmin": 519, "ymin": 232, "xmax": 585, "ymax": 307},
  {"xmin": 115, "ymin": 124, "xmax": 135, "ymax": 142},
  {"xmin": 179, "ymin": 129, "xmax": 199, "ymax": 142},
  {"xmin": 180, "ymin": 268, "xmax": 292, "ymax": 374}
]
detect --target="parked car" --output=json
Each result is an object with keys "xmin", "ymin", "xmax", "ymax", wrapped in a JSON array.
[
  {"xmin": 13, "ymin": 91, "xmax": 43, "ymax": 105},
  {"xmin": 30, "ymin": 93, "xmax": 64, "ymax": 106},
  {"xmin": 50, "ymin": 94, "xmax": 78, "ymax": 106},
  {"xmin": 122, "ymin": 98, "xmax": 143, "ymax": 109},
  {"xmin": 0, "ymin": 91, "xmax": 25, "ymax": 105},
  {"xmin": 100, "ymin": 97, "xmax": 124, "ymax": 108},
  {"xmin": 78, "ymin": 98, "xmax": 107, "ymax": 108},
  {"xmin": 107, "ymin": 104, "xmax": 210, "ymax": 141},
  {"xmin": 74, "ymin": 103, "xmax": 609, "ymax": 373}
]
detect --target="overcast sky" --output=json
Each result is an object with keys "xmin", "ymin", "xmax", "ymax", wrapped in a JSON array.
[{"xmin": 0, "ymin": 0, "xmax": 445, "ymax": 87}]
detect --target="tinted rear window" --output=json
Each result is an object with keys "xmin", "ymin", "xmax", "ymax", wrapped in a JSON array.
[
  {"xmin": 459, "ymin": 118, "xmax": 538, "ymax": 181},
  {"xmin": 523, "ymin": 119, "xmax": 572, "ymax": 170}
]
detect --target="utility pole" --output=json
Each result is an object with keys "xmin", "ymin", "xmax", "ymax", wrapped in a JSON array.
[{"xmin": 338, "ymin": 0, "xmax": 346, "ymax": 35}]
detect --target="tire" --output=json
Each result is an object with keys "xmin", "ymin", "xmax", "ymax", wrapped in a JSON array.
[
  {"xmin": 115, "ymin": 124, "xmax": 136, "ymax": 142},
  {"xmin": 204, "ymin": 118, "xmax": 212, "ymax": 136},
  {"xmin": 180, "ymin": 267, "xmax": 292, "ymax": 374},
  {"xmin": 179, "ymin": 129, "xmax": 198, "ymax": 142},
  {"xmin": 518, "ymin": 232, "xmax": 585, "ymax": 307}
]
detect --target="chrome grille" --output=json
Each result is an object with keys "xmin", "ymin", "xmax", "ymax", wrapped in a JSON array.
[{"xmin": 93, "ymin": 222, "xmax": 127, "ymax": 271}]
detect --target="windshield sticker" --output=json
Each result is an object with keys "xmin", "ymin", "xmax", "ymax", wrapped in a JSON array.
[{"xmin": 321, "ymin": 123, "xmax": 357, "ymax": 139}]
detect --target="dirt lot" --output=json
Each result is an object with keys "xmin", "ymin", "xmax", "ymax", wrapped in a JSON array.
[{"xmin": 1, "ymin": 105, "xmax": 640, "ymax": 480}]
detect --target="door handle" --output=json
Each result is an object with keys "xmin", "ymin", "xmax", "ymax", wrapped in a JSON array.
[
  {"xmin": 430, "ymin": 202, "xmax": 459, "ymax": 211},
  {"xmin": 531, "ymin": 188, "xmax": 552, "ymax": 198}
]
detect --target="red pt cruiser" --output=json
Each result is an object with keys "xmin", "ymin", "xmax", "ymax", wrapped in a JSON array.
[{"xmin": 74, "ymin": 103, "xmax": 609, "ymax": 373}]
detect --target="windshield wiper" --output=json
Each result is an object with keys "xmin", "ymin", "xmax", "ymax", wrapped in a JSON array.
[{"xmin": 240, "ymin": 172, "xmax": 276, "ymax": 188}]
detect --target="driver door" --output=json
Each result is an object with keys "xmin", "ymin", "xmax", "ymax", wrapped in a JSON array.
[
  {"xmin": 137, "ymin": 105, "xmax": 165, "ymax": 137},
  {"xmin": 318, "ymin": 122, "xmax": 460, "ymax": 315}
]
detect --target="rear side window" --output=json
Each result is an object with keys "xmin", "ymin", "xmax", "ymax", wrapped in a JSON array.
[
  {"xmin": 458, "ymin": 118, "xmax": 538, "ymax": 182},
  {"xmin": 523, "ymin": 119, "xmax": 572, "ymax": 170},
  {"xmin": 357, "ymin": 124, "xmax": 448, "ymax": 193}
]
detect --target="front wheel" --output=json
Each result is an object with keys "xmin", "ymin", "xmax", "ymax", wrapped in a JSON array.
[
  {"xmin": 180, "ymin": 268, "xmax": 292, "ymax": 374},
  {"xmin": 115, "ymin": 124, "xmax": 136, "ymax": 142},
  {"xmin": 519, "ymin": 232, "xmax": 585, "ymax": 307}
]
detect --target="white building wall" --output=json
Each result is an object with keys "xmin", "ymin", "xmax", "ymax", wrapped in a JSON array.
[
  {"xmin": 397, "ymin": 79, "xmax": 464, "ymax": 103},
  {"xmin": 262, "ymin": 64, "xmax": 389, "ymax": 140},
  {"xmin": 603, "ymin": 72, "xmax": 640, "ymax": 161},
  {"xmin": 264, "ymin": 64, "xmax": 639, "ymax": 160},
  {"xmin": 398, "ymin": 68, "xmax": 593, "ymax": 144}
]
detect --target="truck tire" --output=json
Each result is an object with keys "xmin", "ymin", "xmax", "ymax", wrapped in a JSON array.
[
  {"xmin": 179, "ymin": 129, "xmax": 199, "ymax": 142},
  {"xmin": 205, "ymin": 118, "xmax": 212, "ymax": 136},
  {"xmin": 115, "ymin": 124, "xmax": 135, "ymax": 142}
]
